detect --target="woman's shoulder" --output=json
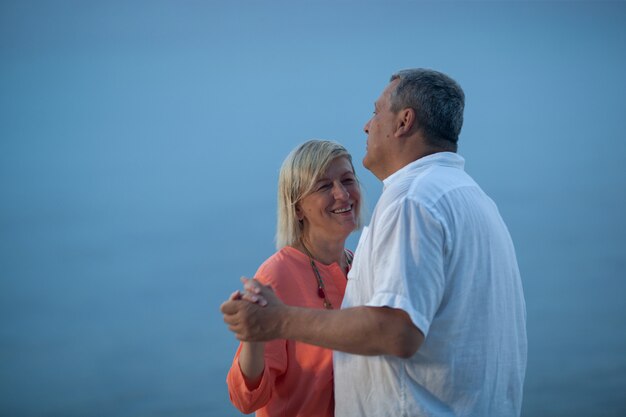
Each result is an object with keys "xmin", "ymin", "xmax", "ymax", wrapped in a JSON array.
[
  {"xmin": 255, "ymin": 246, "xmax": 307, "ymax": 286},
  {"xmin": 255, "ymin": 246, "xmax": 318, "ymax": 305}
]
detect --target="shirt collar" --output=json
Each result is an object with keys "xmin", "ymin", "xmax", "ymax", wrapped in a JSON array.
[{"xmin": 382, "ymin": 152, "xmax": 465, "ymax": 189}]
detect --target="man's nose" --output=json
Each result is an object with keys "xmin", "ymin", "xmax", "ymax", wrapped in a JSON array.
[{"xmin": 363, "ymin": 120, "xmax": 370, "ymax": 134}]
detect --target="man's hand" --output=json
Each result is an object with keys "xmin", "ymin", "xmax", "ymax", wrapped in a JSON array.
[{"xmin": 220, "ymin": 278, "xmax": 287, "ymax": 342}]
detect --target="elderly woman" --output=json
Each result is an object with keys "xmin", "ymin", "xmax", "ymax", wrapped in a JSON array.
[{"xmin": 225, "ymin": 140, "xmax": 363, "ymax": 417}]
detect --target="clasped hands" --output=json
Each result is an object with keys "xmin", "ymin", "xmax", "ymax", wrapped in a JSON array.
[{"xmin": 220, "ymin": 278, "xmax": 285, "ymax": 342}]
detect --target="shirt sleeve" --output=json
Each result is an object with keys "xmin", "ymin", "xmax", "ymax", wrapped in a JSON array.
[
  {"xmin": 366, "ymin": 197, "xmax": 446, "ymax": 337},
  {"xmin": 225, "ymin": 339, "xmax": 288, "ymax": 414}
]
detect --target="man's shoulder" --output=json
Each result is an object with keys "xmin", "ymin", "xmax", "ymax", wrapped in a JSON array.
[{"xmin": 409, "ymin": 163, "xmax": 479, "ymax": 201}]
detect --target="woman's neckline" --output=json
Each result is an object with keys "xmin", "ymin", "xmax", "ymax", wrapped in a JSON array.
[{"xmin": 284, "ymin": 245, "xmax": 346, "ymax": 269}]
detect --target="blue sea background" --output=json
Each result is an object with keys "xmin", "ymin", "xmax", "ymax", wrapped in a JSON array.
[{"xmin": 1, "ymin": 1, "xmax": 625, "ymax": 416}]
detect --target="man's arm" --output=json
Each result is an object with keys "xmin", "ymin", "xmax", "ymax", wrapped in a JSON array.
[
  {"xmin": 221, "ymin": 280, "xmax": 424, "ymax": 358},
  {"xmin": 283, "ymin": 304, "xmax": 423, "ymax": 358}
]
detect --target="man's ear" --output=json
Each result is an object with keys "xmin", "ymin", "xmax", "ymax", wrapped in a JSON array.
[{"xmin": 395, "ymin": 108, "xmax": 416, "ymax": 137}]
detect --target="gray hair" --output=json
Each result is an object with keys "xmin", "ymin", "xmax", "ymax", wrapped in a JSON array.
[
  {"xmin": 389, "ymin": 68, "xmax": 465, "ymax": 151},
  {"xmin": 276, "ymin": 139, "xmax": 363, "ymax": 249}
]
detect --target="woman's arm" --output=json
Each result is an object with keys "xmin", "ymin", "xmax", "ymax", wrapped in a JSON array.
[
  {"xmin": 226, "ymin": 291, "xmax": 267, "ymax": 389},
  {"xmin": 238, "ymin": 342, "xmax": 265, "ymax": 389}
]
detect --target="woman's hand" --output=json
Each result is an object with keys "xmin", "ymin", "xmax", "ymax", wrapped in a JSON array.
[
  {"xmin": 227, "ymin": 277, "xmax": 271, "ymax": 306},
  {"xmin": 241, "ymin": 276, "xmax": 275, "ymax": 306}
]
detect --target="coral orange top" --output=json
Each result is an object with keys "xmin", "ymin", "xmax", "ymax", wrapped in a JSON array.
[{"xmin": 226, "ymin": 246, "xmax": 349, "ymax": 417}]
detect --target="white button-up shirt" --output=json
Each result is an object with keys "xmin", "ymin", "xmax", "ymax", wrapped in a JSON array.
[{"xmin": 335, "ymin": 152, "xmax": 527, "ymax": 417}]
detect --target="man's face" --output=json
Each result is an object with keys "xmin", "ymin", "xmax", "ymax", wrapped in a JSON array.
[{"xmin": 362, "ymin": 80, "xmax": 399, "ymax": 180}]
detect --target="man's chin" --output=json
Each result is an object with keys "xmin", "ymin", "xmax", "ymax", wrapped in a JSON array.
[
  {"xmin": 363, "ymin": 155, "xmax": 377, "ymax": 174},
  {"xmin": 362, "ymin": 154, "xmax": 370, "ymax": 170}
]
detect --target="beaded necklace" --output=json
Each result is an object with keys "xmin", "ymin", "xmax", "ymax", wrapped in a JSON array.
[{"xmin": 300, "ymin": 241, "xmax": 352, "ymax": 309}]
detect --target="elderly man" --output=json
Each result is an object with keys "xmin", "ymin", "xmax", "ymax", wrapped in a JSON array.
[{"xmin": 222, "ymin": 68, "xmax": 527, "ymax": 417}]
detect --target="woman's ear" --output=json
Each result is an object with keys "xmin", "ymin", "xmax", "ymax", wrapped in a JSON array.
[{"xmin": 295, "ymin": 204, "xmax": 304, "ymax": 221}]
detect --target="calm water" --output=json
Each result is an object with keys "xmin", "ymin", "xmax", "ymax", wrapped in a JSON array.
[{"xmin": 1, "ymin": 2, "xmax": 625, "ymax": 416}]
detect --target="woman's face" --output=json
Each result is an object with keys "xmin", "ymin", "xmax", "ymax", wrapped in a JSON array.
[{"xmin": 296, "ymin": 156, "xmax": 361, "ymax": 242}]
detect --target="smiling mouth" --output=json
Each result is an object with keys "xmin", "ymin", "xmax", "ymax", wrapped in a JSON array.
[{"xmin": 331, "ymin": 205, "xmax": 353, "ymax": 214}]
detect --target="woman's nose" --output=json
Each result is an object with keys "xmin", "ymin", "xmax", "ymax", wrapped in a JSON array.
[{"xmin": 333, "ymin": 183, "xmax": 349, "ymax": 200}]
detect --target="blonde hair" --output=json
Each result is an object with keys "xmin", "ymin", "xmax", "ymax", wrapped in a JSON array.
[{"xmin": 276, "ymin": 140, "xmax": 363, "ymax": 249}]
